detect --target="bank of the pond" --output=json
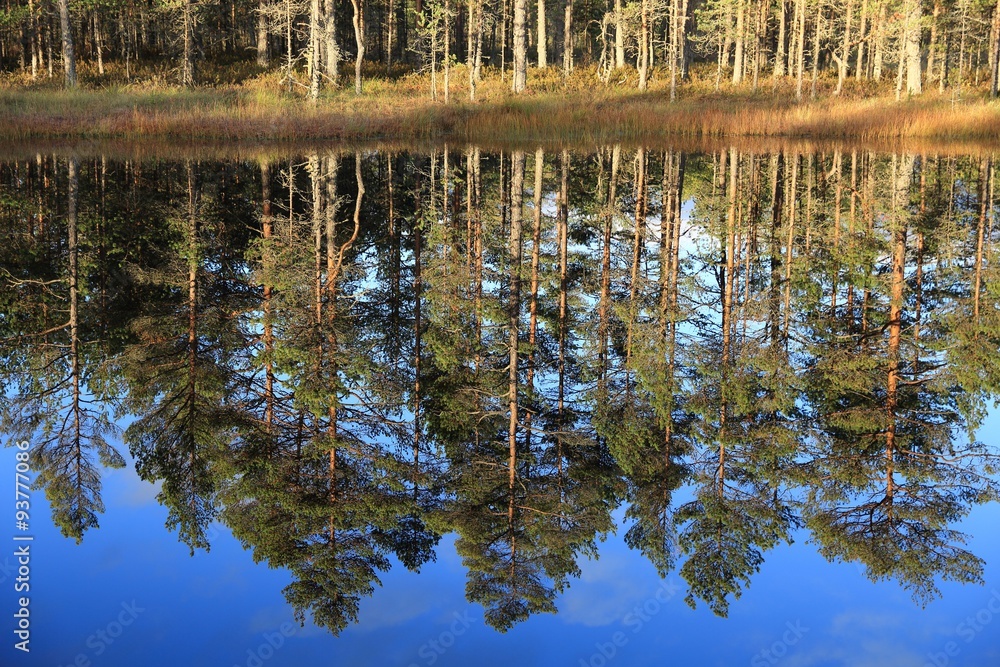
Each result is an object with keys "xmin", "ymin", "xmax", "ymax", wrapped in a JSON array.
[{"xmin": 3, "ymin": 86, "xmax": 1000, "ymax": 142}]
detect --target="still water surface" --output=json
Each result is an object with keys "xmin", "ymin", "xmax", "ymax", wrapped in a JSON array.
[{"xmin": 1, "ymin": 145, "xmax": 999, "ymax": 666}]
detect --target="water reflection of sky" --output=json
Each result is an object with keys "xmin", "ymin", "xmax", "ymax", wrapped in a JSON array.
[{"xmin": 2, "ymin": 410, "xmax": 998, "ymax": 667}]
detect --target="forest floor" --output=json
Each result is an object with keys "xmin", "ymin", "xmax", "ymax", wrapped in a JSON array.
[{"xmin": 3, "ymin": 62, "xmax": 1000, "ymax": 145}]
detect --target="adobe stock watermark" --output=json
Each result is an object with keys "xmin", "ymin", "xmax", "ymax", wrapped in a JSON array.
[
  {"xmin": 749, "ymin": 620, "xmax": 810, "ymax": 666},
  {"xmin": 232, "ymin": 622, "xmax": 299, "ymax": 667},
  {"xmin": 12, "ymin": 438, "xmax": 33, "ymax": 654},
  {"xmin": 56, "ymin": 601, "xmax": 145, "ymax": 667},
  {"xmin": 578, "ymin": 578, "xmax": 681, "ymax": 667},
  {"xmin": 406, "ymin": 610, "xmax": 475, "ymax": 666},
  {"xmin": 924, "ymin": 588, "xmax": 1000, "ymax": 667}
]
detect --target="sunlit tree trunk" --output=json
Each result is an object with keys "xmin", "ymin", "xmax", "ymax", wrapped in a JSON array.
[
  {"xmin": 775, "ymin": 0, "xmax": 787, "ymax": 77},
  {"xmin": 562, "ymin": 0, "xmax": 572, "ymax": 77},
  {"xmin": 537, "ymin": 0, "xmax": 547, "ymax": 66},
  {"xmin": 58, "ymin": 0, "xmax": 76, "ymax": 86},
  {"xmin": 469, "ymin": 0, "xmax": 481, "ymax": 99},
  {"xmin": 927, "ymin": 0, "xmax": 942, "ymax": 87},
  {"xmin": 835, "ymin": 0, "xmax": 853, "ymax": 94},
  {"xmin": 733, "ymin": 0, "xmax": 745, "ymax": 84},
  {"xmin": 991, "ymin": 0, "xmax": 1000, "ymax": 96},
  {"xmin": 639, "ymin": 0, "xmax": 650, "ymax": 89},
  {"xmin": 810, "ymin": 4, "xmax": 821, "ymax": 99},
  {"xmin": 903, "ymin": 0, "xmax": 922, "ymax": 95},
  {"xmin": 28, "ymin": 0, "xmax": 38, "ymax": 79},
  {"xmin": 855, "ymin": 0, "xmax": 867, "ymax": 79},
  {"xmin": 513, "ymin": 0, "xmax": 527, "ymax": 90},
  {"xmin": 615, "ymin": 0, "xmax": 625, "ymax": 68},
  {"xmin": 94, "ymin": 14, "xmax": 104, "ymax": 75},
  {"xmin": 669, "ymin": 0, "xmax": 681, "ymax": 98},
  {"xmin": 752, "ymin": 0, "xmax": 765, "ymax": 88},
  {"xmin": 444, "ymin": 0, "xmax": 451, "ymax": 103},
  {"xmin": 351, "ymin": 0, "xmax": 365, "ymax": 93},
  {"xmin": 310, "ymin": 0, "xmax": 322, "ymax": 99},
  {"xmin": 873, "ymin": 3, "xmax": 886, "ymax": 81},
  {"xmin": 794, "ymin": 0, "xmax": 805, "ymax": 99}
]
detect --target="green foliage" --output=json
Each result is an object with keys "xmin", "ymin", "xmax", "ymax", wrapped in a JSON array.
[{"xmin": 1, "ymin": 147, "xmax": 999, "ymax": 635}]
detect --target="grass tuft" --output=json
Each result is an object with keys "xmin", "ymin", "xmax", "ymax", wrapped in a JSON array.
[{"xmin": 2, "ymin": 63, "xmax": 1000, "ymax": 143}]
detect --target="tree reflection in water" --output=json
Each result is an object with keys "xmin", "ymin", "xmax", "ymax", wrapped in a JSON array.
[{"xmin": 1, "ymin": 145, "xmax": 998, "ymax": 633}]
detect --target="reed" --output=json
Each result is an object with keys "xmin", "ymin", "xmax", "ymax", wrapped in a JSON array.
[{"xmin": 2, "ymin": 67, "xmax": 999, "ymax": 142}]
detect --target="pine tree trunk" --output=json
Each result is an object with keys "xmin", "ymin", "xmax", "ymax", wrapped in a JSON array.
[
  {"xmin": 444, "ymin": 0, "xmax": 451, "ymax": 102},
  {"xmin": 639, "ymin": 0, "xmax": 649, "ymax": 88},
  {"xmin": 325, "ymin": 0, "xmax": 339, "ymax": 83},
  {"xmin": 285, "ymin": 0, "xmax": 293, "ymax": 91},
  {"xmin": 794, "ymin": 0, "xmax": 805, "ymax": 99},
  {"xmin": 182, "ymin": 0, "xmax": 195, "ymax": 86},
  {"xmin": 615, "ymin": 0, "xmax": 624, "ymax": 68},
  {"xmin": 351, "ymin": 0, "xmax": 365, "ymax": 93},
  {"xmin": 810, "ymin": 4, "xmax": 821, "ymax": 99},
  {"xmin": 904, "ymin": 0, "xmax": 922, "ymax": 94},
  {"xmin": 775, "ymin": 0, "xmax": 787, "ymax": 77},
  {"xmin": 57, "ymin": 0, "xmax": 76, "ymax": 87},
  {"xmin": 470, "ymin": 0, "xmax": 479, "ymax": 99},
  {"xmin": 855, "ymin": 0, "xmax": 867, "ymax": 79},
  {"xmin": 388, "ymin": 0, "xmax": 396, "ymax": 68},
  {"xmin": 310, "ymin": 0, "xmax": 322, "ymax": 99},
  {"xmin": 537, "ymin": 0, "xmax": 547, "ymax": 66},
  {"xmin": 669, "ymin": 0, "xmax": 680, "ymax": 98},
  {"xmin": 513, "ymin": 0, "xmax": 527, "ymax": 90},
  {"xmin": 257, "ymin": 0, "xmax": 269, "ymax": 65},
  {"xmin": 928, "ymin": 0, "xmax": 941, "ymax": 85},
  {"xmin": 94, "ymin": 14, "xmax": 104, "ymax": 75},
  {"xmin": 28, "ymin": 0, "xmax": 37, "ymax": 78},
  {"xmin": 873, "ymin": 3, "xmax": 886, "ymax": 81},
  {"xmin": 732, "ymin": 0, "xmax": 745, "ymax": 84},
  {"xmin": 835, "ymin": 0, "xmax": 852, "ymax": 94},
  {"xmin": 562, "ymin": 0, "xmax": 572, "ymax": 77},
  {"xmin": 991, "ymin": 0, "xmax": 1000, "ymax": 96}
]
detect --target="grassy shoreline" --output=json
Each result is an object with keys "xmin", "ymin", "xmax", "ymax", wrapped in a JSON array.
[{"xmin": 3, "ymin": 79, "xmax": 1000, "ymax": 144}]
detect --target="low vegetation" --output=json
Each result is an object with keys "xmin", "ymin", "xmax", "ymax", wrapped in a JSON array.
[{"xmin": 3, "ymin": 62, "xmax": 1000, "ymax": 142}]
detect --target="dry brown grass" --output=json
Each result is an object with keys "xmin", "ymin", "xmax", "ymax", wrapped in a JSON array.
[{"xmin": 2, "ymin": 64, "xmax": 1000, "ymax": 143}]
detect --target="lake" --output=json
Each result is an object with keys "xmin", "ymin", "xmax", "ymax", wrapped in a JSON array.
[{"xmin": 1, "ymin": 143, "xmax": 998, "ymax": 667}]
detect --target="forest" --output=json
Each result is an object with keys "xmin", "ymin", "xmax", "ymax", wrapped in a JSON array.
[
  {"xmin": 4, "ymin": 0, "xmax": 1000, "ymax": 139},
  {"xmin": 6, "ymin": 0, "xmax": 1000, "ymax": 98},
  {"xmin": 1, "ymin": 146, "xmax": 998, "ymax": 632}
]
